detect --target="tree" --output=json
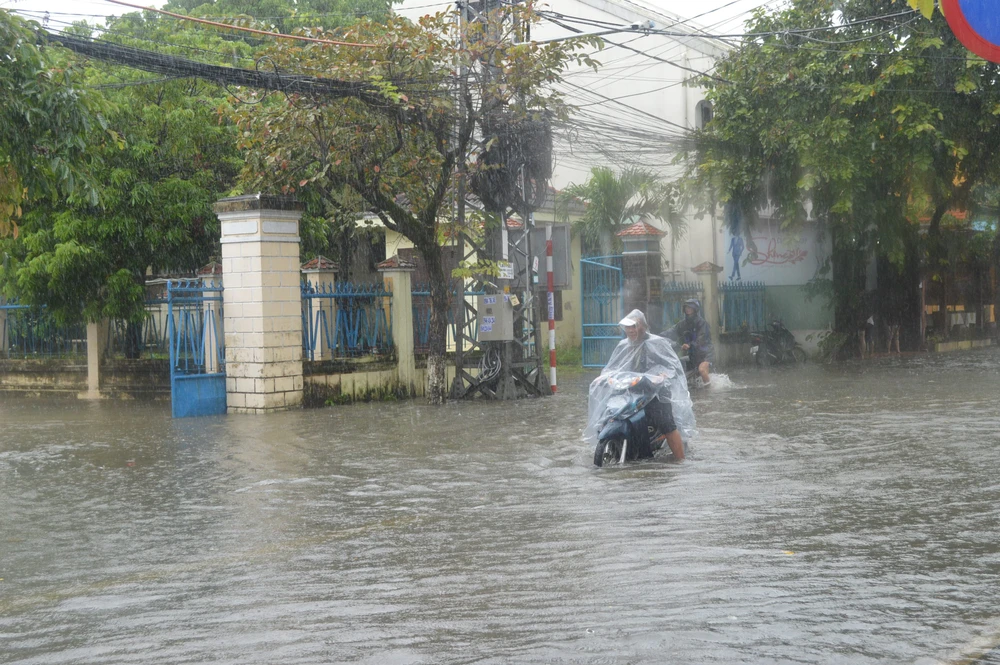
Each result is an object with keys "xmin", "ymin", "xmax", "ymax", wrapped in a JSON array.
[
  {"xmin": 0, "ymin": 11, "xmax": 245, "ymax": 340},
  {"xmin": 164, "ymin": 0, "xmax": 393, "ymax": 32},
  {"xmin": 556, "ymin": 165, "xmax": 683, "ymax": 256},
  {"xmin": 231, "ymin": 3, "xmax": 596, "ymax": 401},
  {"xmin": 688, "ymin": 0, "xmax": 1000, "ymax": 350},
  {"xmin": 0, "ymin": 10, "xmax": 103, "ymax": 238}
]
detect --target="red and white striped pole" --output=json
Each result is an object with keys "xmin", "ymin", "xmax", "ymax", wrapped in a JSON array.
[{"xmin": 546, "ymin": 223, "xmax": 557, "ymax": 393}]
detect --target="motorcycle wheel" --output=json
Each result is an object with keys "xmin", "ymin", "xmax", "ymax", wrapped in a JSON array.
[
  {"xmin": 757, "ymin": 348, "xmax": 772, "ymax": 367},
  {"xmin": 594, "ymin": 438, "xmax": 624, "ymax": 467},
  {"xmin": 790, "ymin": 347, "xmax": 807, "ymax": 363}
]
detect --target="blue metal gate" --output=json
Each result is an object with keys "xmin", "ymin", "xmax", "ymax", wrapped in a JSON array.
[
  {"xmin": 168, "ymin": 279, "xmax": 226, "ymax": 418},
  {"xmin": 581, "ymin": 256, "xmax": 624, "ymax": 367}
]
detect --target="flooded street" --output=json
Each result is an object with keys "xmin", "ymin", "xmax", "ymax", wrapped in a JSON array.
[{"xmin": 4, "ymin": 348, "xmax": 1000, "ymax": 664}]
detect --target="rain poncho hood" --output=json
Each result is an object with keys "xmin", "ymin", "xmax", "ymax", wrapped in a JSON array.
[
  {"xmin": 663, "ymin": 299, "xmax": 715, "ymax": 364},
  {"xmin": 584, "ymin": 309, "xmax": 696, "ymax": 443}
]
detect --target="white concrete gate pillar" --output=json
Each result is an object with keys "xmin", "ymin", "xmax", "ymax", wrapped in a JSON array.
[
  {"xmin": 692, "ymin": 261, "xmax": 723, "ymax": 352},
  {"xmin": 214, "ymin": 194, "xmax": 304, "ymax": 413},
  {"xmin": 378, "ymin": 255, "xmax": 417, "ymax": 395}
]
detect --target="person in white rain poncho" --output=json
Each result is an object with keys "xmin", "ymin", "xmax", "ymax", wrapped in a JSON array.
[{"xmin": 584, "ymin": 309, "xmax": 696, "ymax": 461}]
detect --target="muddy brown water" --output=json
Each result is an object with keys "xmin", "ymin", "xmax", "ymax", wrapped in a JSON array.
[{"xmin": 3, "ymin": 347, "xmax": 1000, "ymax": 664}]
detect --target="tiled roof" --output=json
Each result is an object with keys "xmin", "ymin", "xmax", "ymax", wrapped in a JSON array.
[
  {"xmin": 376, "ymin": 254, "xmax": 416, "ymax": 270},
  {"xmin": 691, "ymin": 261, "xmax": 723, "ymax": 273},
  {"xmin": 300, "ymin": 255, "xmax": 339, "ymax": 271},
  {"xmin": 617, "ymin": 220, "xmax": 665, "ymax": 237},
  {"xmin": 197, "ymin": 261, "xmax": 223, "ymax": 275}
]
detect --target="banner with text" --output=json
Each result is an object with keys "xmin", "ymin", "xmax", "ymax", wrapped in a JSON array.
[{"xmin": 723, "ymin": 221, "xmax": 830, "ymax": 286}]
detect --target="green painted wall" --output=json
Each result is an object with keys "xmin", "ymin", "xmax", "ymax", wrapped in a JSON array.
[{"xmin": 765, "ymin": 285, "xmax": 833, "ymax": 330}]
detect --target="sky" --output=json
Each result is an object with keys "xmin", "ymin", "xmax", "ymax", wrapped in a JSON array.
[{"xmin": 1, "ymin": 0, "xmax": 166, "ymax": 26}]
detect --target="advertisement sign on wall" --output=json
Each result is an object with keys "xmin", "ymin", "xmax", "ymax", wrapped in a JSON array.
[{"xmin": 723, "ymin": 220, "xmax": 830, "ymax": 287}]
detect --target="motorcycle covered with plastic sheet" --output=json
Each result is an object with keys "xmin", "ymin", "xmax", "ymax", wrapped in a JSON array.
[{"xmin": 585, "ymin": 332, "xmax": 696, "ymax": 467}]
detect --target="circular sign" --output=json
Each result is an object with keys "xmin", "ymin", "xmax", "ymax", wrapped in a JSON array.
[{"xmin": 943, "ymin": 0, "xmax": 1000, "ymax": 63}]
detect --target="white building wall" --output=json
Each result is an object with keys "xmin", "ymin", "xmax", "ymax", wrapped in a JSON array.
[{"xmin": 395, "ymin": 0, "xmax": 728, "ymax": 290}]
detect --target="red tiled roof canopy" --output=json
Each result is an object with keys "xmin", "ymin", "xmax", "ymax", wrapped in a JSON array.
[
  {"xmin": 617, "ymin": 220, "xmax": 665, "ymax": 237},
  {"xmin": 300, "ymin": 255, "xmax": 339, "ymax": 271},
  {"xmin": 197, "ymin": 261, "xmax": 222, "ymax": 275},
  {"xmin": 377, "ymin": 254, "xmax": 416, "ymax": 270},
  {"xmin": 691, "ymin": 261, "xmax": 723, "ymax": 274},
  {"xmin": 505, "ymin": 217, "xmax": 524, "ymax": 230}
]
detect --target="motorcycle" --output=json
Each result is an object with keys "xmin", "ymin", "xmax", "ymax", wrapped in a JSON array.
[
  {"xmin": 750, "ymin": 320, "xmax": 807, "ymax": 366},
  {"xmin": 592, "ymin": 372, "xmax": 675, "ymax": 467}
]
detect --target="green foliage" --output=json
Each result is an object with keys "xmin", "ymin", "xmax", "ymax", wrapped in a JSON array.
[
  {"xmin": 164, "ymin": 0, "xmax": 393, "ymax": 33},
  {"xmin": 230, "ymin": 2, "xmax": 596, "ymax": 397},
  {"xmin": 806, "ymin": 330, "xmax": 852, "ymax": 363},
  {"xmin": 544, "ymin": 344, "xmax": 583, "ymax": 373},
  {"xmin": 688, "ymin": 0, "xmax": 1000, "ymax": 334},
  {"xmin": 556, "ymin": 166, "xmax": 684, "ymax": 254},
  {"xmin": 0, "ymin": 10, "xmax": 103, "ymax": 237},
  {"xmin": 1, "ymin": 10, "xmax": 243, "ymax": 323}
]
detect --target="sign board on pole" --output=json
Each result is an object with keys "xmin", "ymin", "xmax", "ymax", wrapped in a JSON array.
[{"xmin": 944, "ymin": 0, "xmax": 1000, "ymax": 63}]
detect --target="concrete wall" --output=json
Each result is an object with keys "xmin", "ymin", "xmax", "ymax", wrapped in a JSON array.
[
  {"xmin": 304, "ymin": 361, "xmax": 476, "ymax": 405},
  {"xmin": 0, "ymin": 359, "xmax": 170, "ymax": 398},
  {"xmin": 763, "ymin": 285, "xmax": 833, "ymax": 331},
  {"xmin": 0, "ymin": 360, "xmax": 88, "ymax": 395}
]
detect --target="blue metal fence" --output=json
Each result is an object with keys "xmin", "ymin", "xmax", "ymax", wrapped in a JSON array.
[
  {"xmin": 107, "ymin": 297, "xmax": 170, "ymax": 358},
  {"xmin": 301, "ymin": 281, "xmax": 393, "ymax": 360},
  {"xmin": 581, "ymin": 255, "xmax": 624, "ymax": 367},
  {"xmin": 0, "ymin": 302, "xmax": 87, "ymax": 358},
  {"xmin": 661, "ymin": 281, "xmax": 704, "ymax": 331},
  {"xmin": 167, "ymin": 279, "xmax": 226, "ymax": 418},
  {"xmin": 411, "ymin": 284, "xmax": 485, "ymax": 354},
  {"xmin": 720, "ymin": 280, "xmax": 767, "ymax": 332},
  {"xmin": 167, "ymin": 280, "xmax": 225, "ymax": 376}
]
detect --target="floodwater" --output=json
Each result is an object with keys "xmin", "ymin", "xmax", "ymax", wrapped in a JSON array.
[{"xmin": 3, "ymin": 348, "xmax": 1000, "ymax": 664}]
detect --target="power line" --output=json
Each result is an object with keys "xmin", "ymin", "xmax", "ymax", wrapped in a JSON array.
[
  {"xmin": 537, "ymin": 12, "xmax": 729, "ymax": 83},
  {"xmin": 536, "ymin": 7, "xmax": 920, "ymax": 43}
]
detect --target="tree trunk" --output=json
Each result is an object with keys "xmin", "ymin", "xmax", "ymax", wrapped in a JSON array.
[
  {"xmin": 599, "ymin": 227, "xmax": 613, "ymax": 257},
  {"xmin": 421, "ymin": 242, "xmax": 451, "ymax": 404},
  {"xmin": 926, "ymin": 199, "xmax": 954, "ymax": 341},
  {"xmin": 831, "ymin": 226, "xmax": 868, "ymax": 358}
]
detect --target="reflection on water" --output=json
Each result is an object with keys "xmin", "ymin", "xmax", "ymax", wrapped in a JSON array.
[{"xmin": 3, "ymin": 347, "xmax": 1000, "ymax": 664}]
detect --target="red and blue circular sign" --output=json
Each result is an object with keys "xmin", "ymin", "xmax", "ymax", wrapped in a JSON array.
[{"xmin": 943, "ymin": 0, "xmax": 1000, "ymax": 62}]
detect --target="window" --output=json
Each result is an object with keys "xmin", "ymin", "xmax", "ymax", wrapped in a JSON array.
[{"xmin": 695, "ymin": 100, "xmax": 713, "ymax": 129}]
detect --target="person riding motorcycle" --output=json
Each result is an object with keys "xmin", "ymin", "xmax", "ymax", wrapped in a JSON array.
[
  {"xmin": 663, "ymin": 298, "xmax": 714, "ymax": 387},
  {"xmin": 585, "ymin": 309, "xmax": 693, "ymax": 462}
]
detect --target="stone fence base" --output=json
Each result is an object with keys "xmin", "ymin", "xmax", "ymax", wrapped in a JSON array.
[
  {"xmin": 934, "ymin": 338, "xmax": 993, "ymax": 353},
  {"xmin": 303, "ymin": 360, "xmax": 475, "ymax": 406},
  {"xmin": 0, "ymin": 359, "xmax": 170, "ymax": 399}
]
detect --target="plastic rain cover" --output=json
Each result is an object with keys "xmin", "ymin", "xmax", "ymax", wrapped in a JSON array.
[{"xmin": 583, "ymin": 327, "xmax": 696, "ymax": 444}]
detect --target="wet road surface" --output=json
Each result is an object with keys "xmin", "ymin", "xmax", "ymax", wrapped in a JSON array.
[{"xmin": 3, "ymin": 347, "xmax": 1000, "ymax": 663}]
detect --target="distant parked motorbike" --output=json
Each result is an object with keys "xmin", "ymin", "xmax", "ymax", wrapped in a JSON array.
[
  {"xmin": 592, "ymin": 372, "xmax": 671, "ymax": 467},
  {"xmin": 750, "ymin": 320, "xmax": 807, "ymax": 366}
]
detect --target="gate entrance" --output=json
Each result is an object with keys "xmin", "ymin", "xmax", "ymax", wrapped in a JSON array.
[
  {"xmin": 168, "ymin": 279, "xmax": 226, "ymax": 418},
  {"xmin": 581, "ymin": 256, "xmax": 624, "ymax": 368}
]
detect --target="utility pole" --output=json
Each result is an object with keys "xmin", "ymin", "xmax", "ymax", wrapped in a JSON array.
[{"xmin": 448, "ymin": 0, "xmax": 549, "ymax": 399}]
